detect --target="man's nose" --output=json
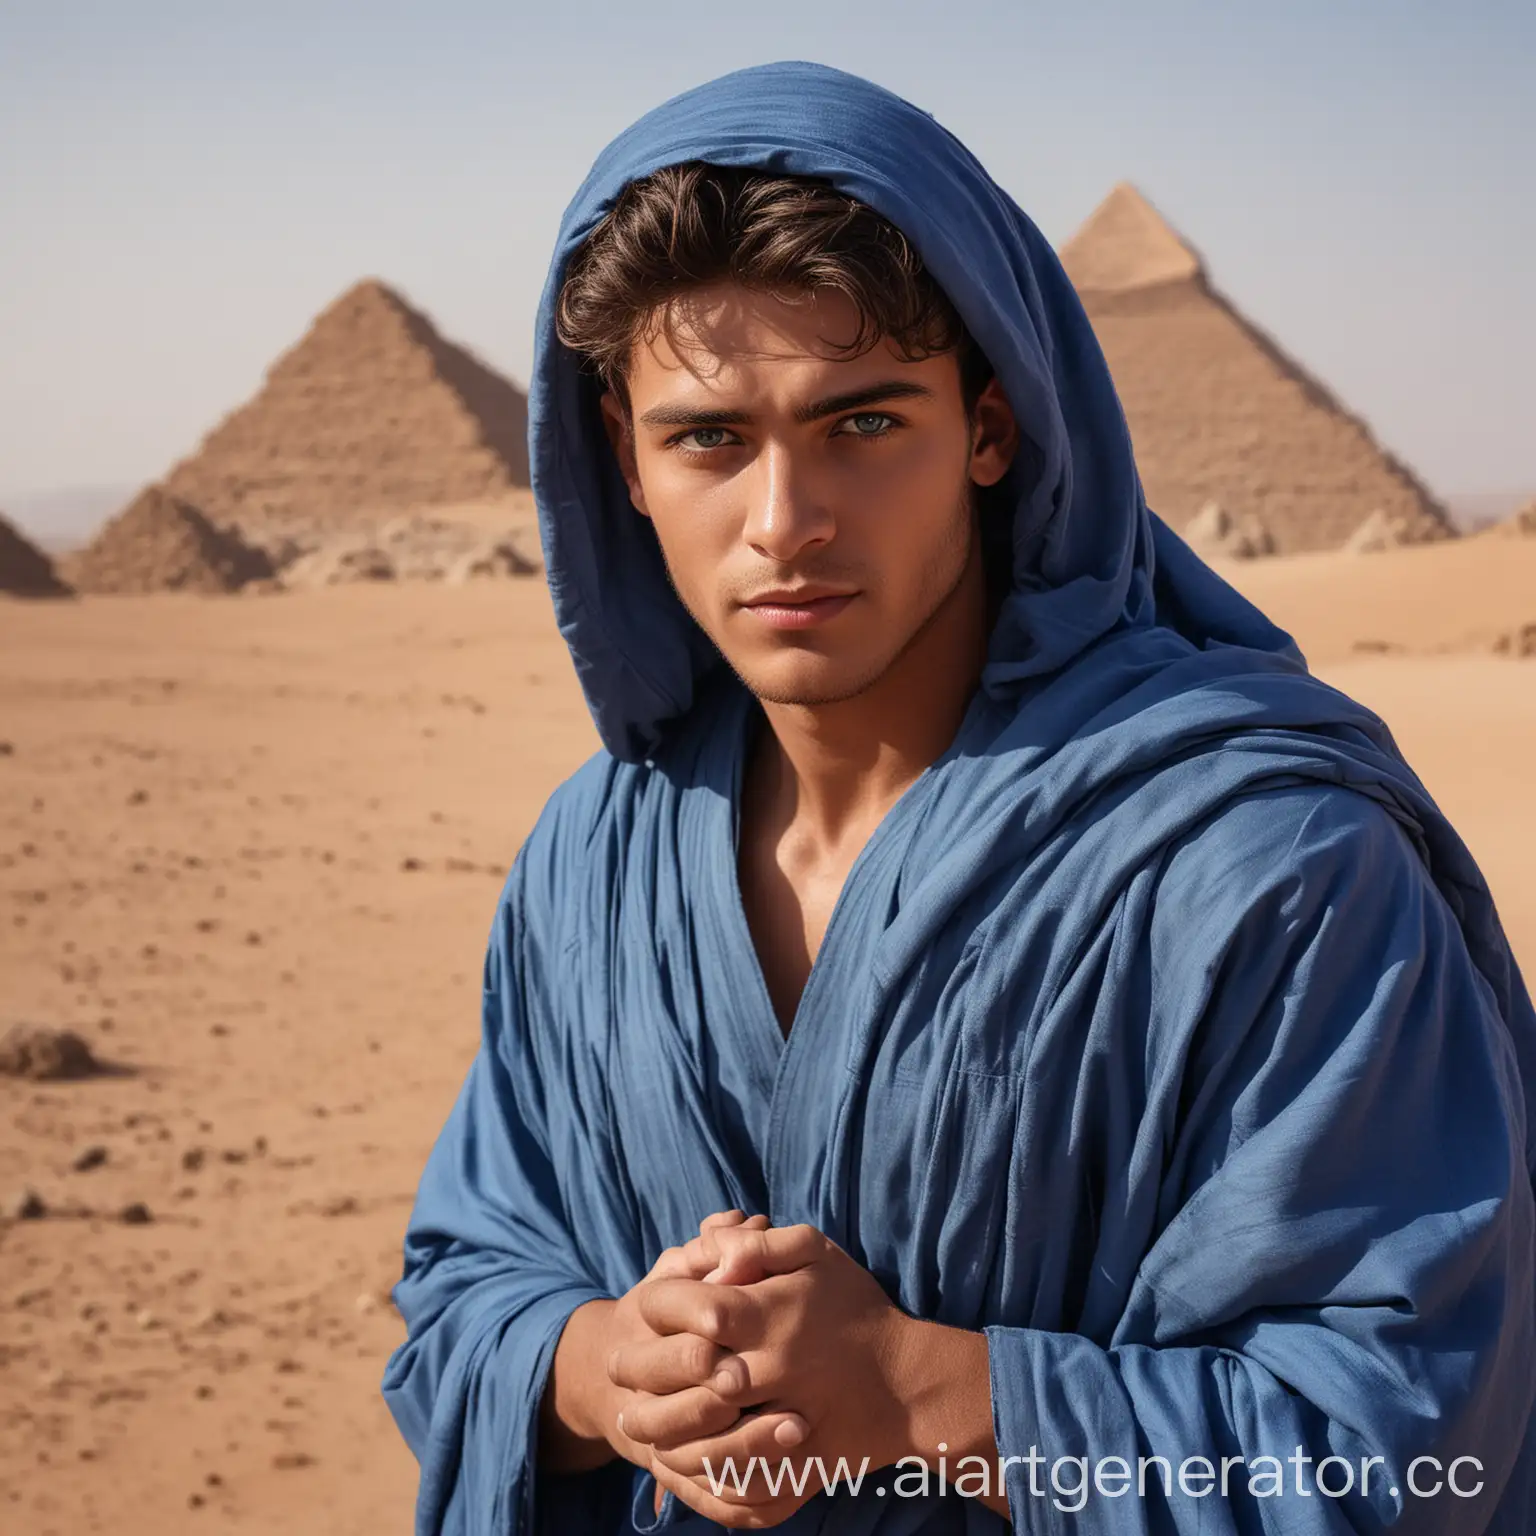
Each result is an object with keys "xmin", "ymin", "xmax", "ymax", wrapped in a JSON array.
[{"xmin": 741, "ymin": 442, "xmax": 834, "ymax": 561}]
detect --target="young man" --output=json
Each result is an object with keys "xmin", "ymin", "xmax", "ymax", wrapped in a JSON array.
[{"xmin": 382, "ymin": 62, "xmax": 1536, "ymax": 1535}]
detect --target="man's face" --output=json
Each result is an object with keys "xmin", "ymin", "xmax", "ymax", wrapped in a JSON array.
[{"xmin": 600, "ymin": 283, "xmax": 1017, "ymax": 708}]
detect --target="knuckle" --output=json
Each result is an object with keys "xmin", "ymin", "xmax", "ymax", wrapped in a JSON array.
[{"xmin": 684, "ymin": 1335, "xmax": 715, "ymax": 1378}]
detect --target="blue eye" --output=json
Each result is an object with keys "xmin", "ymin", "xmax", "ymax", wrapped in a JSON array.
[
  {"xmin": 840, "ymin": 412, "xmax": 895, "ymax": 437},
  {"xmin": 680, "ymin": 427, "xmax": 730, "ymax": 450}
]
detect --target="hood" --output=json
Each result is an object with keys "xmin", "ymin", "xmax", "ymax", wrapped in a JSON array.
[{"xmin": 528, "ymin": 60, "xmax": 1300, "ymax": 763}]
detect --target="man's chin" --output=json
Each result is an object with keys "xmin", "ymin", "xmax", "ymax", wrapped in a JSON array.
[{"xmin": 731, "ymin": 654, "xmax": 886, "ymax": 709}]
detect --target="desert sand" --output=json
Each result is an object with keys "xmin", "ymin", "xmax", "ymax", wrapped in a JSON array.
[{"xmin": 2, "ymin": 533, "xmax": 1533, "ymax": 1535}]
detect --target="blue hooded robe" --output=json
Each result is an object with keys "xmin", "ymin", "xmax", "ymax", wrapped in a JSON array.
[{"xmin": 381, "ymin": 61, "xmax": 1536, "ymax": 1535}]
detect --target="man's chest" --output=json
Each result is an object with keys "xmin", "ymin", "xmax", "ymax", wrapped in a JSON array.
[
  {"xmin": 736, "ymin": 821, "xmax": 870, "ymax": 1040},
  {"xmin": 553, "ymin": 880, "xmax": 1158, "ymax": 1334}
]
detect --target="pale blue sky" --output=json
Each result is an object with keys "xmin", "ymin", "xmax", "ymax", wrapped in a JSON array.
[{"xmin": 2, "ymin": 0, "xmax": 1532, "ymax": 528}]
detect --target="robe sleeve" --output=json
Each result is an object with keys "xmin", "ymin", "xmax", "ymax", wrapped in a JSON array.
[
  {"xmin": 985, "ymin": 790, "xmax": 1536, "ymax": 1533},
  {"xmin": 381, "ymin": 855, "xmax": 629, "ymax": 1536}
]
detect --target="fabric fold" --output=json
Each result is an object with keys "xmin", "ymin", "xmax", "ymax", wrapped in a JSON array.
[
  {"xmin": 382, "ymin": 857, "xmax": 621, "ymax": 1536},
  {"xmin": 984, "ymin": 786, "xmax": 1536, "ymax": 1533}
]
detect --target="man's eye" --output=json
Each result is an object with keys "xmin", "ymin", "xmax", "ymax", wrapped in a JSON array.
[
  {"xmin": 838, "ymin": 412, "xmax": 896, "ymax": 437},
  {"xmin": 677, "ymin": 427, "xmax": 731, "ymax": 451}
]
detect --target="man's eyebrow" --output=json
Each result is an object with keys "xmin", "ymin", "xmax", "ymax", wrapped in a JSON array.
[
  {"xmin": 634, "ymin": 380, "xmax": 936, "ymax": 430},
  {"xmin": 793, "ymin": 381, "xmax": 935, "ymax": 424}
]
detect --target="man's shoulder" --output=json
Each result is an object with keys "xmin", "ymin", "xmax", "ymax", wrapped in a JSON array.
[
  {"xmin": 1151, "ymin": 780, "xmax": 1430, "ymax": 950},
  {"xmin": 502, "ymin": 690, "xmax": 739, "ymax": 898},
  {"xmin": 490, "ymin": 746, "xmax": 658, "ymax": 929},
  {"xmin": 518, "ymin": 747, "xmax": 624, "ymax": 864}
]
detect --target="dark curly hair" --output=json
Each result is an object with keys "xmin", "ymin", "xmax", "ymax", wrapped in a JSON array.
[{"xmin": 554, "ymin": 161, "xmax": 993, "ymax": 415}]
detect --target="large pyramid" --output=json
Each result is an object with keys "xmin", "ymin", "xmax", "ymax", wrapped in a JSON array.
[
  {"xmin": 161, "ymin": 280, "xmax": 530, "ymax": 528},
  {"xmin": 1060, "ymin": 185, "xmax": 1453, "ymax": 553}
]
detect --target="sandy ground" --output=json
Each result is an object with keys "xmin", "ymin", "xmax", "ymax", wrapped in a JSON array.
[{"xmin": 1, "ymin": 538, "xmax": 1533, "ymax": 1535}]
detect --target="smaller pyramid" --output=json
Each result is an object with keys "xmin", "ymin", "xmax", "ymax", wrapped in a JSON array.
[
  {"xmin": 66, "ymin": 485, "xmax": 274, "ymax": 594},
  {"xmin": 1059, "ymin": 183, "xmax": 1205, "ymax": 294},
  {"xmin": 161, "ymin": 279, "xmax": 530, "ymax": 528},
  {"xmin": 0, "ymin": 512, "xmax": 72, "ymax": 597}
]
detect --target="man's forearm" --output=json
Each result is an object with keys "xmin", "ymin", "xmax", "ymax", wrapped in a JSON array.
[
  {"xmin": 888, "ymin": 1314, "xmax": 1010, "ymax": 1521},
  {"xmin": 538, "ymin": 1298, "xmax": 622, "ymax": 1472}
]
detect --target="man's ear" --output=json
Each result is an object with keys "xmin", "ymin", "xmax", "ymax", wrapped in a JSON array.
[
  {"xmin": 599, "ymin": 390, "xmax": 651, "ymax": 518},
  {"xmin": 967, "ymin": 377, "xmax": 1021, "ymax": 490}
]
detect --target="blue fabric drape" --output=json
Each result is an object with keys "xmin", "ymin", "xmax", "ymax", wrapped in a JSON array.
[{"xmin": 383, "ymin": 61, "xmax": 1536, "ymax": 1535}]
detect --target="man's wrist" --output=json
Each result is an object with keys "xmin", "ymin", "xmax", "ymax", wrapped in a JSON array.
[
  {"xmin": 539, "ymin": 1298, "xmax": 623, "ymax": 1470},
  {"xmin": 881, "ymin": 1311, "xmax": 998, "ymax": 1469},
  {"xmin": 881, "ymin": 1313, "xmax": 1009, "ymax": 1519}
]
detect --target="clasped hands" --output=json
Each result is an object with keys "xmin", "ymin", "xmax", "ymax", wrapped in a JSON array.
[{"xmin": 600, "ymin": 1210, "xmax": 921, "ymax": 1528}]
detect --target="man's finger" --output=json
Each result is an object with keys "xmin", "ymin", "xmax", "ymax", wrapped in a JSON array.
[
  {"xmin": 619, "ymin": 1381, "xmax": 746, "ymax": 1451},
  {"xmin": 607, "ymin": 1330, "xmax": 734, "ymax": 1394},
  {"xmin": 699, "ymin": 1222, "xmax": 827, "ymax": 1285},
  {"xmin": 645, "ymin": 1244, "xmax": 701, "ymax": 1282},
  {"xmin": 652, "ymin": 1404, "xmax": 813, "ymax": 1488},
  {"xmin": 698, "ymin": 1209, "xmax": 749, "ymax": 1233},
  {"xmin": 648, "ymin": 1453, "xmax": 778, "ymax": 1530},
  {"xmin": 688, "ymin": 1214, "xmax": 770, "ymax": 1279},
  {"xmin": 648, "ymin": 1218, "xmax": 763, "ymax": 1283},
  {"xmin": 638, "ymin": 1276, "xmax": 751, "ymax": 1345},
  {"xmin": 696, "ymin": 1226, "xmax": 770, "ymax": 1285},
  {"xmin": 699, "ymin": 1210, "xmax": 770, "ymax": 1232},
  {"xmin": 683, "ymin": 1239, "xmax": 758, "ymax": 1285}
]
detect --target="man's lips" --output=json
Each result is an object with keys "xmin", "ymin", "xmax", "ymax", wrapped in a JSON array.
[{"xmin": 739, "ymin": 591, "xmax": 858, "ymax": 630}]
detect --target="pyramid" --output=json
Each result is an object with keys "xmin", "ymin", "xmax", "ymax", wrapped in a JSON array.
[
  {"xmin": 1060, "ymin": 185, "xmax": 1453, "ymax": 554},
  {"xmin": 0, "ymin": 512, "xmax": 72, "ymax": 597},
  {"xmin": 1060, "ymin": 183, "xmax": 1204, "ymax": 294},
  {"xmin": 161, "ymin": 280, "xmax": 530, "ymax": 528},
  {"xmin": 65, "ymin": 485, "xmax": 273, "ymax": 594}
]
